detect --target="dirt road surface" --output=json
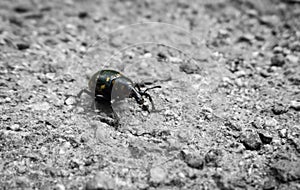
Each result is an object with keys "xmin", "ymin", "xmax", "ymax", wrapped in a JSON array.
[{"xmin": 0, "ymin": 0, "xmax": 299, "ymax": 189}]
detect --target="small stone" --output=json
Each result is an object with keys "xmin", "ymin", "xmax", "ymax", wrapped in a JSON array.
[
  {"xmin": 222, "ymin": 77, "xmax": 232, "ymax": 85},
  {"xmin": 149, "ymin": 167, "xmax": 167, "ymax": 184},
  {"xmin": 272, "ymin": 103, "xmax": 288, "ymax": 115},
  {"xmin": 240, "ymin": 130, "xmax": 262, "ymax": 150},
  {"xmin": 14, "ymin": 5, "xmax": 32, "ymax": 13},
  {"xmin": 270, "ymin": 54, "xmax": 285, "ymax": 67},
  {"xmin": 76, "ymin": 106, "xmax": 85, "ymax": 113},
  {"xmin": 263, "ymin": 177, "xmax": 277, "ymax": 190},
  {"xmin": 286, "ymin": 55, "xmax": 299, "ymax": 64},
  {"xmin": 260, "ymin": 15, "xmax": 280, "ymax": 27},
  {"xmin": 85, "ymin": 172, "xmax": 116, "ymax": 190},
  {"xmin": 31, "ymin": 102, "xmax": 51, "ymax": 111},
  {"xmin": 202, "ymin": 106, "xmax": 213, "ymax": 113},
  {"xmin": 259, "ymin": 69, "xmax": 271, "ymax": 78},
  {"xmin": 235, "ymin": 70, "xmax": 246, "ymax": 77},
  {"xmin": 237, "ymin": 33, "xmax": 255, "ymax": 44},
  {"xmin": 45, "ymin": 73, "xmax": 56, "ymax": 80},
  {"xmin": 290, "ymin": 100, "xmax": 300, "ymax": 111},
  {"xmin": 9, "ymin": 124, "xmax": 20, "ymax": 131},
  {"xmin": 143, "ymin": 53, "xmax": 152, "ymax": 58},
  {"xmin": 179, "ymin": 62, "xmax": 200, "ymax": 74},
  {"xmin": 179, "ymin": 150, "xmax": 204, "ymax": 169},
  {"xmin": 5, "ymin": 97, "xmax": 11, "ymax": 103},
  {"xmin": 258, "ymin": 131, "xmax": 273, "ymax": 144},
  {"xmin": 16, "ymin": 43, "xmax": 30, "ymax": 50},
  {"xmin": 164, "ymin": 110, "xmax": 175, "ymax": 117},
  {"xmin": 278, "ymin": 129, "xmax": 287, "ymax": 138},
  {"xmin": 54, "ymin": 184, "xmax": 65, "ymax": 190},
  {"xmin": 225, "ymin": 119, "xmax": 242, "ymax": 131},
  {"xmin": 17, "ymin": 165, "xmax": 27, "ymax": 174},
  {"xmin": 264, "ymin": 118, "xmax": 278, "ymax": 128},
  {"xmin": 128, "ymin": 144, "xmax": 146, "ymax": 159},
  {"xmin": 235, "ymin": 78, "xmax": 244, "ymax": 87},
  {"xmin": 251, "ymin": 117, "xmax": 264, "ymax": 129},
  {"xmin": 169, "ymin": 57, "xmax": 182, "ymax": 63},
  {"xmin": 65, "ymin": 96, "xmax": 77, "ymax": 105},
  {"xmin": 273, "ymin": 46, "xmax": 283, "ymax": 54},
  {"xmin": 78, "ymin": 11, "xmax": 89, "ymax": 19},
  {"xmin": 290, "ymin": 41, "xmax": 300, "ymax": 51},
  {"xmin": 204, "ymin": 149, "xmax": 223, "ymax": 166}
]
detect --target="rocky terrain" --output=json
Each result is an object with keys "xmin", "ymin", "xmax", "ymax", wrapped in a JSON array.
[{"xmin": 0, "ymin": 0, "xmax": 299, "ymax": 189}]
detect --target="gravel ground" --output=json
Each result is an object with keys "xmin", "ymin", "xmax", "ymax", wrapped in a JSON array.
[{"xmin": 0, "ymin": 0, "xmax": 300, "ymax": 189}]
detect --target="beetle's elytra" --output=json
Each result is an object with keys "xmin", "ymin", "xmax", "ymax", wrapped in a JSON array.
[{"xmin": 78, "ymin": 69, "xmax": 161, "ymax": 113}]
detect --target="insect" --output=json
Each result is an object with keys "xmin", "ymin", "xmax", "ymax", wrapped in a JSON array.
[{"xmin": 77, "ymin": 69, "xmax": 161, "ymax": 115}]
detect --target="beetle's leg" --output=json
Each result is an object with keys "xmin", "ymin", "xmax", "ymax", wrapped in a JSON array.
[
  {"xmin": 143, "ymin": 85, "xmax": 161, "ymax": 93},
  {"xmin": 77, "ymin": 88, "xmax": 93, "ymax": 98},
  {"xmin": 134, "ymin": 83, "xmax": 142, "ymax": 92},
  {"xmin": 141, "ymin": 92, "xmax": 163, "ymax": 113}
]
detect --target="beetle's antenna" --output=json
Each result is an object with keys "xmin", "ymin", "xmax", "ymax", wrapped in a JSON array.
[{"xmin": 143, "ymin": 85, "xmax": 161, "ymax": 93}]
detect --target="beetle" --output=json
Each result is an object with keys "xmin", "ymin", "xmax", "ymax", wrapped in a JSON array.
[{"xmin": 77, "ymin": 69, "xmax": 161, "ymax": 115}]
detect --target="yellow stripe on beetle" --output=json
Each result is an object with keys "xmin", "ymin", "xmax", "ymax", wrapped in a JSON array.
[{"xmin": 100, "ymin": 84, "xmax": 106, "ymax": 90}]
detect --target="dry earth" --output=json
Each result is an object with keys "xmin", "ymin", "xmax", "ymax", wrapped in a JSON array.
[{"xmin": 0, "ymin": 0, "xmax": 300, "ymax": 189}]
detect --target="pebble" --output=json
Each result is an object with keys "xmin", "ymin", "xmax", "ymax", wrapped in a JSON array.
[
  {"xmin": 169, "ymin": 56, "xmax": 183, "ymax": 63},
  {"xmin": 202, "ymin": 106, "xmax": 213, "ymax": 113},
  {"xmin": 290, "ymin": 41, "xmax": 300, "ymax": 51},
  {"xmin": 14, "ymin": 4, "xmax": 32, "ymax": 13},
  {"xmin": 258, "ymin": 131, "xmax": 273, "ymax": 144},
  {"xmin": 286, "ymin": 54, "xmax": 299, "ymax": 64},
  {"xmin": 240, "ymin": 130, "xmax": 262, "ymax": 150},
  {"xmin": 235, "ymin": 70, "xmax": 246, "ymax": 77},
  {"xmin": 237, "ymin": 33, "xmax": 255, "ymax": 44},
  {"xmin": 65, "ymin": 96, "xmax": 77, "ymax": 105},
  {"xmin": 270, "ymin": 54, "xmax": 285, "ymax": 67},
  {"xmin": 235, "ymin": 78, "xmax": 244, "ymax": 87},
  {"xmin": 85, "ymin": 172, "xmax": 116, "ymax": 190},
  {"xmin": 179, "ymin": 62, "xmax": 200, "ymax": 74},
  {"xmin": 251, "ymin": 117, "xmax": 264, "ymax": 129},
  {"xmin": 259, "ymin": 69, "xmax": 271, "ymax": 78},
  {"xmin": 45, "ymin": 73, "xmax": 56, "ymax": 80},
  {"xmin": 264, "ymin": 118, "xmax": 278, "ymax": 128},
  {"xmin": 54, "ymin": 184, "xmax": 66, "ymax": 190},
  {"xmin": 16, "ymin": 43, "xmax": 30, "ymax": 50},
  {"xmin": 279, "ymin": 129, "xmax": 287, "ymax": 138},
  {"xmin": 31, "ymin": 102, "xmax": 51, "ymax": 111},
  {"xmin": 290, "ymin": 100, "xmax": 300, "ymax": 111},
  {"xmin": 204, "ymin": 149, "xmax": 223, "ymax": 166},
  {"xmin": 78, "ymin": 11, "xmax": 89, "ymax": 19},
  {"xmin": 9, "ymin": 124, "xmax": 20, "ymax": 131},
  {"xmin": 263, "ymin": 178, "xmax": 277, "ymax": 190},
  {"xmin": 180, "ymin": 150, "xmax": 204, "ymax": 169},
  {"xmin": 149, "ymin": 167, "xmax": 167, "ymax": 184},
  {"xmin": 273, "ymin": 46, "xmax": 283, "ymax": 54},
  {"xmin": 260, "ymin": 15, "xmax": 280, "ymax": 27},
  {"xmin": 143, "ymin": 53, "xmax": 152, "ymax": 58},
  {"xmin": 272, "ymin": 103, "xmax": 288, "ymax": 115}
]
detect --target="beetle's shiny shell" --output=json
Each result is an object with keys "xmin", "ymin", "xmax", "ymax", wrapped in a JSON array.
[{"xmin": 89, "ymin": 70, "xmax": 134, "ymax": 101}]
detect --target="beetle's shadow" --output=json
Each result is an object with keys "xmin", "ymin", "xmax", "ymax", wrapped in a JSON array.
[
  {"xmin": 94, "ymin": 98, "xmax": 112, "ymax": 114},
  {"xmin": 94, "ymin": 98, "xmax": 120, "ymax": 126}
]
